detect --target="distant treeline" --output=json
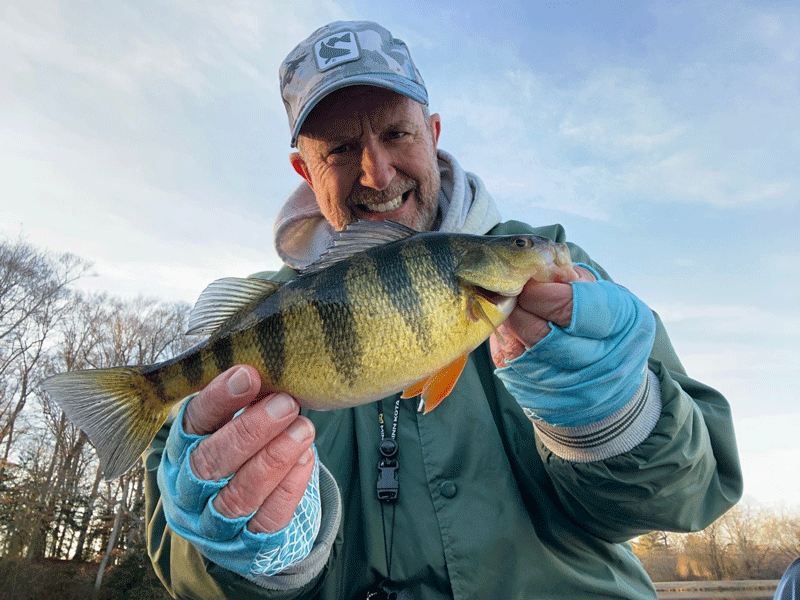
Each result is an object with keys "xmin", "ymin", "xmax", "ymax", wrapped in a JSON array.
[{"xmin": 633, "ymin": 502, "xmax": 800, "ymax": 582}]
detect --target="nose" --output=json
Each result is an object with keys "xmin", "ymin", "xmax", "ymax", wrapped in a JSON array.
[{"xmin": 359, "ymin": 141, "xmax": 395, "ymax": 190}]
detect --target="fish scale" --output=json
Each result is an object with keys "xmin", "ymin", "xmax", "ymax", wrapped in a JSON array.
[{"xmin": 41, "ymin": 220, "xmax": 576, "ymax": 479}]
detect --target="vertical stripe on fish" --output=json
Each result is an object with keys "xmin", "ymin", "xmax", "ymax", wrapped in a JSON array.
[
  {"xmin": 211, "ymin": 335, "xmax": 234, "ymax": 374},
  {"xmin": 375, "ymin": 240, "xmax": 433, "ymax": 353},
  {"xmin": 181, "ymin": 351, "xmax": 204, "ymax": 387},
  {"xmin": 254, "ymin": 309, "xmax": 286, "ymax": 389},
  {"xmin": 313, "ymin": 260, "xmax": 363, "ymax": 386}
]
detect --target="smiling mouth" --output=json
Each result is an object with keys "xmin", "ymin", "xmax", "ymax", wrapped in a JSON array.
[{"xmin": 353, "ymin": 189, "xmax": 413, "ymax": 214}]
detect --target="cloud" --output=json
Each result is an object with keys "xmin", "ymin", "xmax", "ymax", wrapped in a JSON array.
[
  {"xmin": 648, "ymin": 298, "xmax": 800, "ymax": 422},
  {"xmin": 653, "ymin": 301, "xmax": 800, "ymax": 336},
  {"xmin": 1, "ymin": 0, "xmax": 367, "ymax": 303},
  {"xmin": 752, "ymin": 10, "xmax": 800, "ymax": 62},
  {"xmin": 2, "ymin": 2, "xmax": 206, "ymax": 95},
  {"xmin": 426, "ymin": 1, "xmax": 799, "ymax": 222},
  {"xmin": 557, "ymin": 67, "xmax": 686, "ymax": 158}
]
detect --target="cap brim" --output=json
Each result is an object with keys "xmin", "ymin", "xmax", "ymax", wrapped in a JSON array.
[{"xmin": 290, "ymin": 75, "xmax": 428, "ymax": 147}]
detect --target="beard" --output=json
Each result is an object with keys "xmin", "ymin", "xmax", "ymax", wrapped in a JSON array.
[{"xmin": 336, "ymin": 165, "xmax": 440, "ymax": 232}]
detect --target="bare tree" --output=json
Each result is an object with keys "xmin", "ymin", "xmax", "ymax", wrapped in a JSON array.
[
  {"xmin": 633, "ymin": 503, "xmax": 800, "ymax": 582},
  {"xmin": 0, "ymin": 236, "xmax": 195, "ymax": 567},
  {"xmin": 0, "ymin": 237, "xmax": 90, "ymax": 458},
  {"xmin": 39, "ymin": 292, "xmax": 195, "ymax": 584},
  {"xmin": 724, "ymin": 503, "xmax": 776, "ymax": 579},
  {"xmin": 93, "ymin": 475, "xmax": 131, "ymax": 600},
  {"xmin": 766, "ymin": 507, "xmax": 800, "ymax": 570},
  {"xmin": 0, "ymin": 238, "xmax": 90, "ymax": 559},
  {"xmin": 70, "ymin": 464, "xmax": 103, "ymax": 562}
]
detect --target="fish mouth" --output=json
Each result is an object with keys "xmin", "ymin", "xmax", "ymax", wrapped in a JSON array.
[
  {"xmin": 471, "ymin": 285, "xmax": 514, "ymax": 306},
  {"xmin": 466, "ymin": 285, "xmax": 517, "ymax": 325}
]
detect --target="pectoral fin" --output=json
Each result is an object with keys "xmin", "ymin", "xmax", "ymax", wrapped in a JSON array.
[
  {"xmin": 402, "ymin": 353, "xmax": 468, "ymax": 414},
  {"xmin": 401, "ymin": 380, "xmax": 426, "ymax": 400},
  {"xmin": 467, "ymin": 293, "xmax": 507, "ymax": 346}
]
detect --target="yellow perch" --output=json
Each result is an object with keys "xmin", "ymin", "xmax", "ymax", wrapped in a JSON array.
[{"xmin": 42, "ymin": 220, "xmax": 575, "ymax": 479}]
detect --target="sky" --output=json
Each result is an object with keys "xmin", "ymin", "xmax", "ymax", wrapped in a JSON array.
[{"xmin": 2, "ymin": 0, "xmax": 798, "ymax": 509}]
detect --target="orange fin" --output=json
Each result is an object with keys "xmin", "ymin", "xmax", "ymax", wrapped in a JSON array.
[
  {"xmin": 419, "ymin": 353, "xmax": 468, "ymax": 414},
  {"xmin": 401, "ymin": 379, "xmax": 428, "ymax": 399}
]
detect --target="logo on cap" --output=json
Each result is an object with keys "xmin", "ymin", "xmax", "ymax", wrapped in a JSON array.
[{"xmin": 314, "ymin": 31, "xmax": 360, "ymax": 72}]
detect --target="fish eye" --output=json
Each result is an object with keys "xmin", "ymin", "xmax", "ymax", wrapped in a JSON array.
[{"xmin": 513, "ymin": 237, "xmax": 530, "ymax": 248}]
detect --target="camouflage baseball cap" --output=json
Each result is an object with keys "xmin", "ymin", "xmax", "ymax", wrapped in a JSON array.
[{"xmin": 279, "ymin": 21, "xmax": 428, "ymax": 147}]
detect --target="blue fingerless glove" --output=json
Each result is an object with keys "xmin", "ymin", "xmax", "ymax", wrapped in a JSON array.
[
  {"xmin": 495, "ymin": 264, "xmax": 656, "ymax": 427},
  {"xmin": 157, "ymin": 401, "xmax": 321, "ymax": 583}
]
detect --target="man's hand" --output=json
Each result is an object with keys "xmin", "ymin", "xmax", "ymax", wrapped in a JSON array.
[
  {"xmin": 492, "ymin": 264, "xmax": 657, "ymax": 428},
  {"xmin": 183, "ymin": 365, "xmax": 316, "ymax": 534},
  {"xmin": 156, "ymin": 365, "xmax": 322, "ymax": 579},
  {"xmin": 490, "ymin": 266, "xmax": 597, "ymax": 368}
]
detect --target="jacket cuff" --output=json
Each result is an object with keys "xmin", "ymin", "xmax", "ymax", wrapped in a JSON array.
[
  {"xmin": 528, "ymin": 370, "xmax": 661, "ymax": 462},
  {"xmin": 252, "ymin": 461, "xmax": 341, "ymax": 590}
]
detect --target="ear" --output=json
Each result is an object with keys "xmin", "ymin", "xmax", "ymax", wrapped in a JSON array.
[
  {"xmin": 290, "ymin": 152, "xmax": 313, "ymax": 189},
  {"xmin": 429, "ymin": 113, "xmax": 441, "ymax": 152}
]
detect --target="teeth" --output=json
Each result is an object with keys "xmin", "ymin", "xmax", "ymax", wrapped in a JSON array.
[{"xmin": 365, "ymin": 195, "xmax": 403, "ymax": 213}]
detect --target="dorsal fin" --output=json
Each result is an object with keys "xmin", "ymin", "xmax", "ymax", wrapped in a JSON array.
[
  {"xmin": 186, "ymin": 277, "xmax": 281, "ymax": 336},
  {"xmin": 302, "ymin": 220, "xmax": 419, "ymax": 274}
]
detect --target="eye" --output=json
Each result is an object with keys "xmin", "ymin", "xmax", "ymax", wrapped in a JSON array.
[
  {"xmin": 326, "ymin": 143, "xmax": 359, "ymax": 165},
  {"xmin": 329, "ymin": 143, "xmax": 354, "ymax": 155},
  {"xmin": 513, "ymin": 237, "xmax": 531, "ymax": 248}
]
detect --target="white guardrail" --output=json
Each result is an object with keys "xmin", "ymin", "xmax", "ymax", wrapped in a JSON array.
[{"xmin": 654, "ymin": 580, "xmax": 781, "ymax": 600}]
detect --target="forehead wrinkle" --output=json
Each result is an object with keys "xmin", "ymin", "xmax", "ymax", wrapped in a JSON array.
[
  {"xmin": 302, "ymin": 112, "xmax": 369, "ymax": 150},
  {"xmin": 302, "ymin": 88, "xmax": 422, "ymax": 144}
]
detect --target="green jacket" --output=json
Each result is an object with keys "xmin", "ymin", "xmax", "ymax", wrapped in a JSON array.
[{"xmin": 144, "ymin": 221, "xmax": 742, "ymax": 599}]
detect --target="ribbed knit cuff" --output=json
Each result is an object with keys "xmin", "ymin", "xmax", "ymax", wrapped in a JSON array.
[{"xmin": 528, "ymin": 369, "xmax": 661, "ymax": 462}]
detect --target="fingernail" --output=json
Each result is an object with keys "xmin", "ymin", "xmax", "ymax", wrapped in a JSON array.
[
  {"xmin": 297, "ymin": 448, "xmax": 314, "ymax": 465},
  {"xmin": 265, "ymin": 393, "xmax": 295, "ymax": 420},
  {"xmin": 227, "ymin": 367, "xmax": 251, "ymax": 396},
  {"xmin": 287, "ymin": 418, "xmax": 311, "ymax": 442}
]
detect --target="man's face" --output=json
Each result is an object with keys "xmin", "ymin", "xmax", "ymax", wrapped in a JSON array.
[{"xmin": 291, "ymin": 86, "xmax": 441, "ymax": 231}]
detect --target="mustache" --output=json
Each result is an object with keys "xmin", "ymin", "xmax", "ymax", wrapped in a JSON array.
[{"xmin": 346, "ymin": 177, "xmax": 417, "ymax": 206}]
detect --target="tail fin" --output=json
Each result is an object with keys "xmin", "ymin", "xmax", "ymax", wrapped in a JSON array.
[{"xmin": 42, "ymin": 367, "xmax": 172, "ymax": 480}]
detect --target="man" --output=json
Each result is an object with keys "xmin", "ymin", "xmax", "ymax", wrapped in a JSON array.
[{"xmin": 144, "ymin": 21, "xmax": 742, "ymax": 599}]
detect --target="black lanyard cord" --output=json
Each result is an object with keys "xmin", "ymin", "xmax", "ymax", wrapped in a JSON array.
[
  {"xmin": 377, "ymin": 397, "xmax": 401, "ymax": 583},
  {"xmin": 377, "ymin": 397, "xmax": 400, "ymax": 501}
]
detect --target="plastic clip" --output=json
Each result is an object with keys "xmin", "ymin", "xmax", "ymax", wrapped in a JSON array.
[{"xmin": 376, "ymin": 459, "xmax": 399, "ymax": 502}]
